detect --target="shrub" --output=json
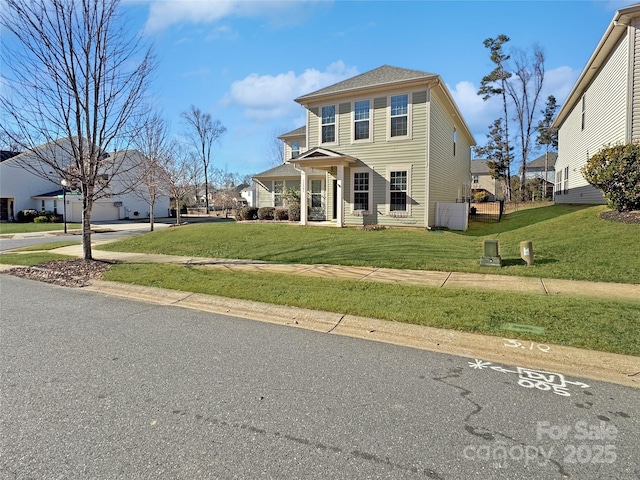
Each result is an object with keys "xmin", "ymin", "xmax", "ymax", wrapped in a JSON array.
[
  {"xmin": 473, "ymin": 191, "xmax": 489, "ymax": 203},
  {"xmin": 274, "ymin": 207, "xmax": 288, "ymax": 221},
  {"xmin": 288, "ymin": 204, "xmax": 301, "ymax": 222},
  {"xmin": 17, "ymin": 209, "xmax": 39, "ymax": 222},
  {"xmin": 582, "ymin": 143, "xmax": 640, "ymax": 212},
  {"xmin": 257, "ymin": 207, "xmax": 275, "ymax": 220},
  {"xmin": 238, "ymin": 206, "xmax": 258, "ymax": 221},
  {"xmin": 33, "ymin": 215, "xmax": 49, "ymax": 223}
]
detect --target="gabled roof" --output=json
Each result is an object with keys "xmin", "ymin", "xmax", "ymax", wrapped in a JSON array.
[
  {"xmin": 295, "ymin": 65, "xmax": 437, "ymax": 103},
  {"xmin": 278, "ymin": 126, "xmax": 306, "ymax": 139},
  {"xmin": 253, "ymin": 162, "xmax": 324, "ymax": 179},
  {"xmin": 526, "ymin": 152, "xmax": 557, "ymax": 169},
  {"xmin": 470, "ymin": 160, "xmax": 491, "ymax": 175},
  {"xmin": 552, "ymin": 3, "xmax": 640, "ymax": 129}
]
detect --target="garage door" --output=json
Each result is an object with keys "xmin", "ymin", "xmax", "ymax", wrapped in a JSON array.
[{"xmin": 70, "ymin": 202, "xmax": 119, "ymax": 222}]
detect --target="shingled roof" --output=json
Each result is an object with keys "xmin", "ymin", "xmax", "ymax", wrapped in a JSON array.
[
  {"xmin": 295, "ymin": 65, "xmax": 437, "ymax": 103},
  {"xmin": 278, "ymin": 126, "xmax": 306, "ymax": 139}
]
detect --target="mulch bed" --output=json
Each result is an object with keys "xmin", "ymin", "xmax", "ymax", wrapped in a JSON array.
[
  {"xmin": 6, "ymin": 259, "xmax": 113, "ymax": 287},
  {"xmin": 600, "ymin": 210, "xmax": 640, "ymax": 224}
]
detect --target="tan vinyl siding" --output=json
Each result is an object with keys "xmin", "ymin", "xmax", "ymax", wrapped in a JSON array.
[
  {"xmin": 308, "ymin": 107, "xmax": 320, "ymax": 149},
  {"xmin": 256, "ymin": 182, "xmax": 273, "ymax": 208},
  {"xmin": 556, "ymin": 31, "xmax": 629, "ymax": 204},
  {"xmin": 632, "ymin": 20, "xmax": 640, "ymax": 142},
  {"xmin": 427, "ymin": 90, "xmax": 472, "ymax": 226}
]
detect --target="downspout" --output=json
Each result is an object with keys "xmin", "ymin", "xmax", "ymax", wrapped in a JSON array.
[{"xmin": 425, "ymin": 86, "xmax": 432, "ymax": 229}]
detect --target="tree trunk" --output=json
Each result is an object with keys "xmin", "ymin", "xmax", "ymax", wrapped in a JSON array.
[
  {"xmin": 82, "ymin": 196, "xmax": 93, "ymax": 260},
  {"xmin": 149, "ymin": 199, "xmax": 155, "ymax": 232}
]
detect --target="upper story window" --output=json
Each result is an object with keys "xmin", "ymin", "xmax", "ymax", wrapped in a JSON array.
[
  {"xmin": 390, "ymin": 94, "xmax": 409, "ymax": 138},
  {"xmin": 353, "ymin": 100, "xmax": 371, "ymax": 141},
  {"xmin": 321, "ymin": 105, "xmax": 336, "ymax": 143},
  {"xmin": 453, "ymin": 128, "xmax": 457, "ymax": 156},
  {"xmin": 290, "ymin": 141, "xmax": 301, "ymax": 158},
  {"xmin": 581, "ymin": 95, "xmax": 586, "ymax": 131}
]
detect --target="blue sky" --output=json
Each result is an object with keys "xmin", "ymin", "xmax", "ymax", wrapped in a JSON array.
[{"xmin": 105, "ymin": 1, "xmax": 639, "ymax": 176}]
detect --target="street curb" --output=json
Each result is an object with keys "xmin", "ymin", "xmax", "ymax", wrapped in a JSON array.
[{"xmin": 85, "ymin": 280, "xmax": 640, "ymax": 389}]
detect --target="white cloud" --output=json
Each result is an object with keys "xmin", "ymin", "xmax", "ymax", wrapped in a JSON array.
[
  {"xmin": 448, "ymin": 80, "xmax": 501, "ymax": 139},
  {"xmin": 541, "ymin": 66, "xmax": 579, "ymax": 106},
  {"xmin": 224, "ymin": 61, "xmax": 359, "ymax": 121},
  {"xmin": 449, "ymin": 65, "xmax": 579, "ymax": 147},
  {"xmin": 140, "ymin": 0, "xmax": 326, "ymax": 34}
]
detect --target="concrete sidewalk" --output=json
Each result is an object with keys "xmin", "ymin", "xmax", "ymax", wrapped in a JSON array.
[
  {"xmin": 3, "ymin": 243, "xmax": 639, "ymax": 388},
  {"xmin": 50, "ymin": 244, "xmax": 640, "ymax": 300}
]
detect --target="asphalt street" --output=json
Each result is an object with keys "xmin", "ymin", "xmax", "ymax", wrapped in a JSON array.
[{"xmin": 1, "ymin": 275, "xmax": 639, "ymax": 479}]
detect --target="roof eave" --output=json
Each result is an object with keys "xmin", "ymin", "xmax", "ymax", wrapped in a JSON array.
[
  {"xmin": 294, "ymin": 76, "xmax": 439, "ymax": 105},
  {"xmin": 552, "ymin": 4, "xmax": 640, "ymax": 129}
]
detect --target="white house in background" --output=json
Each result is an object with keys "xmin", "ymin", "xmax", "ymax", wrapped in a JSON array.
[
  {"xmin": 252, "ymin": 65, "xmax": 475, "ymax": 230},
  {"xmin": 552, "ymin": 3, "xmax": 640, "ymax": 204},
  {"xmin": 0, "ymin": 139, "xmax": 169, "ymax": 222}
]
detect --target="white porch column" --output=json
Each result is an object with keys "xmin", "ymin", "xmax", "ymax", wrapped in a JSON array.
[
  {"xmin": 299, "ymin": 168, "xmax": 308, "ymax": 225},
  {"xmin": 336, "ymin": 164, "xmax": 344, "ymax": 227}
]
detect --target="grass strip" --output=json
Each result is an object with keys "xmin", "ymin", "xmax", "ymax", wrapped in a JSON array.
[
  {"xmin": 10, "ymin": 241, "xmax": 81, "ymax": 252},
  {"xmin": 103, "ymin": 263, "xmax": 640, "ymax": 356},
  {"xmin": 0, "ymin": 253, "xmax": 76, "ymax": 266},
  {"xmin": 0, "ymin": 223, "xmax": 82, "ymax": 234}
]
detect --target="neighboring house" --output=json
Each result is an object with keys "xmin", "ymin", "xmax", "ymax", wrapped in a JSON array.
[
  {"xmin": 0, "ymin": 139, "xmax": 169, "ymax": 222},
  {"xmin": 524, "ymin": 152, "xmax": 556, "ymax": 200},
  {"xmin": 551, "ymin": 3, "xmax": 640, "ymax": 204},
  {"xmin": 253, "ymin": 65, "xmax": 475, "ymax": 229},
  {"xmin": 470, "ymin": 159, "xmax": 504, "ymax": 201},
  {"xmin": 240, "ymin": 184, "xmax": 256, "ymax": 207}
]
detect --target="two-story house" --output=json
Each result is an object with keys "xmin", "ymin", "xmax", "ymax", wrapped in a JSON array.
[
  {"xmin": 252, "ymin": 65, "xmax": 475, "ymax": 229},
  {"xmin": 552, "ymin": 3, "xmax": 640, "ymax": 204}
]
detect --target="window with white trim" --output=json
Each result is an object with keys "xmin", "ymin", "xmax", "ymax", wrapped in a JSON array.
[
  {"xmin": 353, "ymin": 100, "xmax": 371, "ymax": 141},
  {"xmin": 555, "ymin": 170, "xmax": 562, "ymax": 196},
  {"xmin": 321, "ymin": 105, "xmax": 336, "ymax": 143},
  {"xmin": 274, "ymin": 180, "xmax": 284, "ymax": 206},
  {"xmin": 581, "ymin": 95, "xmax": 586, "ymax": 131},
  {"xmin": 390, "ymin": 171, "xmax": 408, "ymax": 211},
  {"xmin": 472, "ymin": 175, "xmax": 479, "ymax": 184},
  {"xmin": 351, "ymin": 169, "xmax": 371, "ymax": 213},
  {"xmin": 563, "ymin": 167, "xmax": 569, "ymax": 194},
  {"xmin": 453, "ymin": 128, "xmax": 457, "ymax": 156},
  {"xmin": 290, "ymin": 141, "xmax": 301, "ymax": 158},
  {"xmin": 387, "ymin": 166, "xmax": 411, "ymax": 215},
  {"xmin": 390, "ymin": 94, "xmax": 409, "ymax": 138},
  {"xmin": 310, "ymin": 179, "xmax": 322, "ymax": 208}
]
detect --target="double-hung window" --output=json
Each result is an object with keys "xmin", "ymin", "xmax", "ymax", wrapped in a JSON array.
[
  {"xmin": 390, "ymin": 94, "xmax": 409, "ymax": 138},
  {"xmin": 353, "ymin": 100, "xmax": 370, "ymax": 141},
  {"xmin": 290, "ymin": 141, "xmax": 301, "ymax": 159},
  {"xmin": 388, "ymin": 166, "xmax": 411, "ymax": 214},
  {"xmin": 563, "ymin": 167, "xmax": 569, "ymax": 194},
  {"xmin": 352, "ymin": 170, "xmax": 370, "ymax": 212},
  {"xmin": 274, "ymin": 181, "xmax": 284, "ymax": 207},
  {"xmin": 321, "ymin": 105, "xmax": 336, "ymax": 143}
]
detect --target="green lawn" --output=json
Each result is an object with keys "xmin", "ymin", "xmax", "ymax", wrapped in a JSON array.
[
  {"xmin": 103, "ymin": 263, "xmax": 640, "ymax": 356},
  {"xmin": 0, "ymin": 223, "xmax": 82, "ymax": 234},
  {"xmin": 0, "ymin": 253, "xmax": 76, "ymax": 265},
  {"xmin": 100, "ymin": 205, "xmax": 639, "ymax": 284}
]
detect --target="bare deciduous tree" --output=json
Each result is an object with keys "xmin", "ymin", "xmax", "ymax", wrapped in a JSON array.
[
  {"xmin": 266, "ymin": 128, "xmax": 286, "ymax": 167},
  {"xmin": 505, "ymin": 46, "xmax": 545, "ymax": 202},
  {"xmin": 1, "ymin": 0, "xmax": 155, "ymax": 259},
  {"xmin": 163, "ymin": 151, "xmax": 193, "ymax": 225},
  {"xmin": 181, "ymin": 105, "xmax": 226, "ymax": 213},
  {"xmin": 132, "ymin": 113, "xmax": 173, "ymax": 231}
]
